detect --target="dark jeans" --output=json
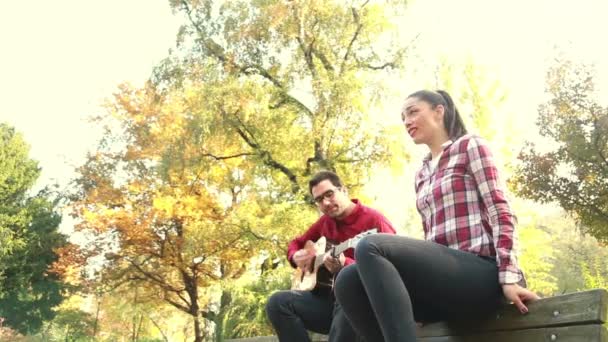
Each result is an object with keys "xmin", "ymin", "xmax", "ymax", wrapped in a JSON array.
[
  {"xmin": 334, "ymin": 234, "xmax": 502, "ymax": 342},
  {"xmin": 266, "ymin": 289, "xmax": 358, "ymax": 342}
]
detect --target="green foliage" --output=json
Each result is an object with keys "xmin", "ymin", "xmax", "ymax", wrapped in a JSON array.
[
  {"xmin": 508, "ymin": 200, "xmax": 558, "ymax": 296},
  {"xmin": 552, "ymin": 225, "xmax": 608, "ymax": 293},
  {"xmin": 69, "ymin": 1, "xmax": 411, "ymax": 339},
  {"xmin": 155, "ymin": 2, "xmax": 409, "ymax": 336},
  {"xmin": 514, "ymin": 203, "xmax": 608, "ymax": 296},
  {"xmin": 512, "ymin": 59, "xmax": 608, "ymax": 242},
  {"xmin": 433, "ymin": 58, "xmax": 510, "ymax": 149},
  {"xmin": 0, "ymin": 123, "xmax": 39, "ymax": 259},
  {"xmin": 46, "ymin": 308, "xmax": 96, "ymax": 341},
  {"xmin": 580, "ymin": 254, "xmax": 608, "ymax": 290},
  {"xmin": 91, "ymin": 286, "xmax": 174, "ymax": 342},
  {"xmin": 159, "ymin": 0, "xmax": 409, "ymax": 199},
  {"xmin": 518, "ymin": 225, "xmax": 558, "ymax": 296},
  {"xmin": 220, "ymin": 264, "xmax": 292, "ymax": 339},
  {"xmin": 0, "ymin": 123, "xmax": 67, "ymax": 335}
]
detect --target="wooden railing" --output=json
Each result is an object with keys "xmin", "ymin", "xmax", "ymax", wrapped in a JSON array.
[{"xmin": 227, "ymin": 289, "xmax": 608, "ymax": 342}]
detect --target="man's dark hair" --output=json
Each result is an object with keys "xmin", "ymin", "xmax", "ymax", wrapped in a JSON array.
[{"xmin": 308, "ymin": 171, "xmax": 343, "ymax": 194}]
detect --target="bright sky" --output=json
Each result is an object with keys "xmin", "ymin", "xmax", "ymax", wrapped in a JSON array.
[
  {"xmin": 0, "ymin": 0, "xmax": 607, "ymax": 198},
  {"xmin": 397, "ymin": 0, "xmax": 608, "ymax": 123},
  {"xmin": 0, "ymin": 0, "xmax": 182, "ymax": 190}
]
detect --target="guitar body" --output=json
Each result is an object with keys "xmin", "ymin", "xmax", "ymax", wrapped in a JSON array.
[{"xmin": 290, "ymin": 229, "xmax": 377, "ymax": 292}]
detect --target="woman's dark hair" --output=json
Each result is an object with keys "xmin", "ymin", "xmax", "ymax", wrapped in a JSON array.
[
  {"xmin": 407, "ymin": 89, "xmax": 467, "ymax": 140},
  {"xmin": 308, "ymin": 171, "xmax": 343, "ymax": 195}
]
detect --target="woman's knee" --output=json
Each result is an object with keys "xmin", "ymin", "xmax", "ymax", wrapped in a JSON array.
[
  {"xmin": 354, "ymin": 234, "xmax": 386, "ymax": 261},
  {"xmin": 355, "ymin": 234, "xmax": 421, "ymax": 262},
  {"xmin": 335, "ymin": 265, "xmax": 359, "ymax": 290},
  {"xmin": 334, "ymin": 264, "xmax": 362, "ymax": 301}
]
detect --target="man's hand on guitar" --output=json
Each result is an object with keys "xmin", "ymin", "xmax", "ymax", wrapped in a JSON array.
[
  {"xmin": 293, "ymin": 249, "xmax": 314, "ymax": 270},
  {"xmin": 323, "ymin": 253, "xmax": 345, "ymax": 274}
]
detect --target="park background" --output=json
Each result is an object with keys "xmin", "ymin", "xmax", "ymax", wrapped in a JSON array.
[{"xmin": 1, "ymin": 0, "xmax": 608, "ymax": 340}]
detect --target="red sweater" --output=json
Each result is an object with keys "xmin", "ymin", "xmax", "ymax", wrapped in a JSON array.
[{"xmin": 287, "ymin": 199, "xmax": 396, "ymax": 267}]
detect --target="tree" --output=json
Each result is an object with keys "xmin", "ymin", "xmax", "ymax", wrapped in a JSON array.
[
  {"xmin": 431, "ymin": 58, "xmax": 512, "ymax": 152},
  {"xmin": 512, "ymin": 60, "xmax": 608, "ymax": 242},
  {"xmin": 159, "ymin": 0, "xmax": 408, "ymax": 196},
  {"xmin": 0, "ymin": 123, "xmax": 67, "ymax": 334},
  {"xmin": 547, "ymin": 212, "xmax": 608, "ymax": 294},
  {"xmin": 44, "ymin": 308, "xmax": 96, "ymax": 341},
  {"xmin": 66, "ymin": 86, "xmax": 263, "ymax": 341},
  {"xmin": 88, "ymin": 284, "xmax": 175, "ymax": 342},
  {"xmin": 65, "ymin": 1, "xmax": 410, "ymax": 340},
  {"xmin": 218, "ymin": 260, "xmax": 292, "ymax": 340},
  {"xmin": 509, "ymin": 201, "xmax": 559, "ymax": 296}
]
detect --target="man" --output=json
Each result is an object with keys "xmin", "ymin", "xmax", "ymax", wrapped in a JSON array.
[{"xmin": 266, "ymin": 171, "xmax": 396, "ymax": 342}]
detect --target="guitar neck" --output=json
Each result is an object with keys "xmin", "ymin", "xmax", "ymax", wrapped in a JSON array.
[
  {"xmin": 331, "ymin": 239, "xmax": 354, "ymax": 257},
  {"xmin": 329, "ymin": 228, "xmax": 377, "ymax": 257}
]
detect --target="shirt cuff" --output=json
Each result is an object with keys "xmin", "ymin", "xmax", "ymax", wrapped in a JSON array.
[{"xmin": 499, "ymin": 268, "xmax": 524, "ymax": 285}]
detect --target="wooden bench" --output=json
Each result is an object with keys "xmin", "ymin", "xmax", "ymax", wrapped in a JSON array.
[
  {"xmin": 227, "ymin": 289, "xmax": 607, "ymax": 341},
  {"xmin": 418, "ymin": 289, "xmax": 607, "ymax": 341}
]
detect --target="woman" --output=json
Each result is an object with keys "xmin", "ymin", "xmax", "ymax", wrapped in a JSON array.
[{"xmin": 333, "ymin": 90, "xmax": 539, "ymax": 342}]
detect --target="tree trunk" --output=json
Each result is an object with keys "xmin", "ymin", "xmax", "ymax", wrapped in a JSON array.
[
  {"xmin": 182, "ymin": 266, "xmax": 205, "ymax": 342},
  {"xmin": 93, "ymin": 295, "xmax": 101, "ymax": 338},
  {"xmin": 147, "ymin": 313, "xmax": 169, "ymax": 342},
  {"xmin": 193, "ymin": 316, "xmax": 204, "ymax": 342},
  {"xmin": 214, "ymin": 290, "xmax": 231, "ymax": 342}
]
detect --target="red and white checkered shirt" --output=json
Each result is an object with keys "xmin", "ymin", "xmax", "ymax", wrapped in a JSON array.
[{"xmin": 415, "ymin": 134, "xmax": 524, "ymax": 285}]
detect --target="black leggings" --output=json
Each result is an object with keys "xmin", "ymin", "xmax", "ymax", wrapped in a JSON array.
[{"xmin": 334, "ymin": 234, "xmax": 502, "ymax": 342}]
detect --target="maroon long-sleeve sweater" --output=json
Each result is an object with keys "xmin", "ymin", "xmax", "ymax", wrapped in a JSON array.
[{"xmin": 287, "ymin": 199, "xmax": 396, "ymax": 267}]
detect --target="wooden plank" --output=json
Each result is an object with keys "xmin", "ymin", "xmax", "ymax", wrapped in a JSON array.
[
  {"xmin": 225, "ymin": 326, "xmax": 607, "ymax": 342},
  {"xmin": 418, "ymin": 289, "xmax": 608, "ymax": 337},
  {"xmin": 225, "ymin": 334, "xmax": 328, "ymax": 342},
  {"xmin": 418, "ymin": 324, "xmax": 608, "ymax": 342},
  {"xmin": 311, "ymin": 333, "xmax": 329, "ymax": 341},
  {"xmin": 222, "ymin": 325, "xmax": 607, "ymax": 342},
  {"xmin": 225, "ymin": 337, "xmax": 278, "ymax": 342}
]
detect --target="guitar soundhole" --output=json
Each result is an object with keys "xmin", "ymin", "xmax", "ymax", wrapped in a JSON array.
[
  {"xmin": 316, "ymin": 266, "xmax": 333, "ymax": 288},
  {"xmin": 316, "ymin": 241, "xmax": 336, "ymax": 289}
]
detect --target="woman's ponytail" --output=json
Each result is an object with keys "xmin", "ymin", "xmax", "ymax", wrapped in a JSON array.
[
  {"xmin": 407, "ymin": 89, "xmax": 467, "ymax": 140},
  {"xmin": 435, "ymin": 90, "xmax": 467, "ymax": 140}
]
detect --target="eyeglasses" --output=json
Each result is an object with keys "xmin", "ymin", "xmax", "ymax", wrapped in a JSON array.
[{"xmin": 313, "ymin": 188, "xmax": 339, "ymax": 205}]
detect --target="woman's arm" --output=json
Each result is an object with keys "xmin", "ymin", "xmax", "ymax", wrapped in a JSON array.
[
  {"xmin": 465, "ymin": 136, "xmax": 522, "ymax": 284},
  {"xmin": 466, "ymin": 136, "xmax": 539, "ymax": 312}
]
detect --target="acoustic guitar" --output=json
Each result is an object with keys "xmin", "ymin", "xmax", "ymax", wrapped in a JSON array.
[{"xmin": 291, "ymin": 229, "xmax": 377, "ymax": 291}]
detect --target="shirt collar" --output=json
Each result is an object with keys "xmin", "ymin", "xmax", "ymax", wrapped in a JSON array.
[{"xmin": 423, "ymin": 139, "xmax": 453, "ymax": 162}]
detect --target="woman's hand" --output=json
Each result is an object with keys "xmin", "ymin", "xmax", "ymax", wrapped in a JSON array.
[{"xmin": 502, "ymin": 283, "xmax": 540, "ymax": 314}]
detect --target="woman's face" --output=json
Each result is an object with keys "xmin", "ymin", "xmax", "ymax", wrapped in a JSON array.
[{"xmin": 401, "ymin": 97, "xmax": 445, "ymax": 145}]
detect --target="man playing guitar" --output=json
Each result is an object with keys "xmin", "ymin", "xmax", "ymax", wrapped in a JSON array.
[{"xmin": 266, "ymin": 171, "xmax": 396, "ymax": 342}]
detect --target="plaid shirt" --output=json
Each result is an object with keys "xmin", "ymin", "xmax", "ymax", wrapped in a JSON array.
[{"xmin": 415, "ymin": 134, "xmax": 524, "ymax": 285}]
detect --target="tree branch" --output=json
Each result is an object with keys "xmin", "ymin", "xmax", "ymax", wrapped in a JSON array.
[
  {"xmin": 146, "ymin": 313, "xmax": 169, "ymax": 342},
  {"xmin": 357, "ymin": 33, "xmax": 418, "ymax": 71},
  {"xmin": 592, "ymin": 118, "xmax": 608, "ymax": 169},
  {"xmin": 181, "ymin": 0, "xmax": 315, "ymax": 118},
  {"xmin": 340, "ymin": 6, "xmax": 364, "ymax": 75},
  {"xmin": 127, "ymin": 258, "xmax": 183, "ymax": 293},
  {"xmin": 305, "ymin": 141, "xmax": 331, "ymax": 175},
  {"xmin": 164, "ymin": 294, "xmax": 190, "ymax": 314},
  {"xmin": 362, "ymin": 61, "xmax": 398, "ymax": 70},
  {"xmin": 200, "ymin": 152, "xmax": 256, "ymax": 160},
  {"xmin": 224, "ymin": 109, "xmax": 301, "ymax": 194},
  {"xmin": 559, "ymin": 187, "xmax": 608, "ymax": 221},
  {"xmin": 312, "ymin": 47, "xmax": 335, "ymax": 75}
]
